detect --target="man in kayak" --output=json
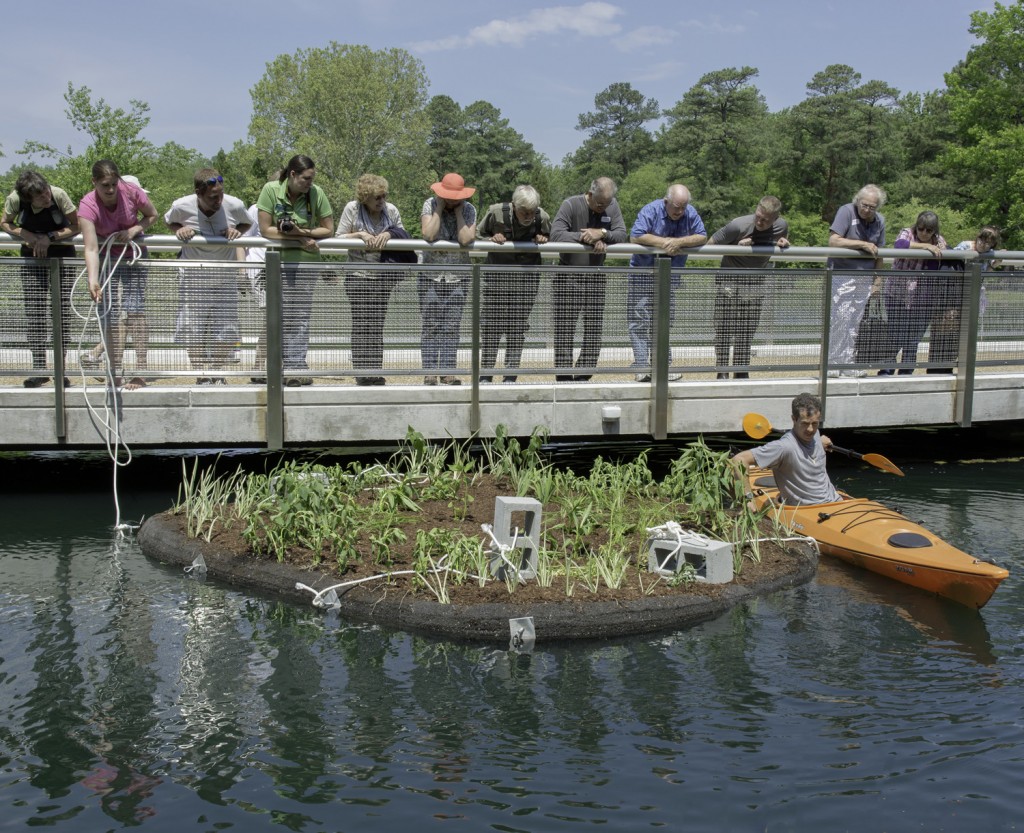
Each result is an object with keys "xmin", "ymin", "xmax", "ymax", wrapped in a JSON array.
[{"xmin": 731, "ymin": 392, "xmax": 841, "ymax": 505}]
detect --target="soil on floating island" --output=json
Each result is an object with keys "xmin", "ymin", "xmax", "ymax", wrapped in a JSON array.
[{"xmin": 138, "ymin": 474, "xmax": 817, "ymax": 644}]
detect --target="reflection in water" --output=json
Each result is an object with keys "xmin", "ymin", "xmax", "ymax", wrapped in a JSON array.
[{"xmin": 1, "ymin": 459, "xmax": 1023, "ymax": 830}]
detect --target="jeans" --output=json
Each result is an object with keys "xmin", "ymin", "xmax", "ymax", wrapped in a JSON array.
[
  {"xmin": 282, "ymin": 264, "xmax": 315, "ymax": 370},
  {"xmin": 418, "ymin": 276, "xmax": 467, "ymax": 370},
  {"xmin": 626, "ymin": 272, "xmax": 677, "ymax": 368}
]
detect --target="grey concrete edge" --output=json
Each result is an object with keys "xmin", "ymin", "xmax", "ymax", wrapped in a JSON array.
[{"xmin": 138, "ymin": 513, "xmax": 818, "ymax": 644}]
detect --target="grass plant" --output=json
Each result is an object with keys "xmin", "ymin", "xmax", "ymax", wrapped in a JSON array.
[{"xmin": 170, "ymin": 426, "xmax": 778, "ymax": 603}]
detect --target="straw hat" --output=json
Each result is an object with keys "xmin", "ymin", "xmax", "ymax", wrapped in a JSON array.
[{"xmin": 430, "ymin": 172, "xmax": 475, "ymax": 200}]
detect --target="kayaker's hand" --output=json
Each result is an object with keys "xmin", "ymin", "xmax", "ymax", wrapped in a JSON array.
[{"xmin": 821, "ymin": 435, "xmax": 834, "ymax": 451}]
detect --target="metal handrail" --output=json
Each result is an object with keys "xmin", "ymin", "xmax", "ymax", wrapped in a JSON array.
[{"xmin": 0, "ymin": 232, "xmax": 1018, "ymax": 265}]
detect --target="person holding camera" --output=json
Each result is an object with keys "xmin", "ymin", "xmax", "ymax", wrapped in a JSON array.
[{"xmin": 256, "ymin": 155, "xmax": 334, "ymax": 386}]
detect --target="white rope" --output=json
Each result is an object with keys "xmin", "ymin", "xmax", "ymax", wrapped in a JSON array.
[
  {"xmin": 481, "ymin": 522, "xmax": 524, "ymax": 580},
  {"xmin": 295, "ymin": 551, "xmax": 489, "ymax": 608},
  {"xmin": 69, "ymin": 235, "xmax": 145, "ymax": 534}
]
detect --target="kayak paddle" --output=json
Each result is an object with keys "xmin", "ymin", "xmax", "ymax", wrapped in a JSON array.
[{"xmin": 741, "ymin": 412, "xmax": 905, "ymax": 477}]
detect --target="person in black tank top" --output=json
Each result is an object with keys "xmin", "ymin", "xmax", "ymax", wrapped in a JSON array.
[{"xmin": 0, "ymin": 171, "xmax": 80, "ymax": 387}]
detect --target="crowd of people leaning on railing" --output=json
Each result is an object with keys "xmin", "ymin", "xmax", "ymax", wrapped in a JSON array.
[{"xmin": 0, "ymin": 159, "xmax": 1005, "ymax": 389}]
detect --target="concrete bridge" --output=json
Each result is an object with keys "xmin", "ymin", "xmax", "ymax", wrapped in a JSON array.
[{"xmin": 2, "ymin": 236, "xmax": 1022, "ymax": 449}]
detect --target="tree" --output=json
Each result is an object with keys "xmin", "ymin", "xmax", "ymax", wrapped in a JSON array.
[
  {"xmin": 18, "ymin": 83, "xmax": 157, "ymax": 198},
  {"xmin": 568, "ymin": 82, "xmax": 659, "ymax": 182},
  {"xmin": 774, "ymin": 65, "xmax": 900, "ymax": 220},
  {"xmin": 425, "ymin": 95, "xmax": 465, "ymax": 178},
  {"xmin": 454, "ymin": 101, "xmax": 541, "ymax": 210},
  {"xmin": 657, "ymin": 67, "xmax": 769, "ymax": 228},
  {"xmin": 943, "ymin": 1, "xmax": 1024, "ymax": 243},
  {"xmin": 248, "ymin": 43, "xmax": 433, "ymax": 215}
]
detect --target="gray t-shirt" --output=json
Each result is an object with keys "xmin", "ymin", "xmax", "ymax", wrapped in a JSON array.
[
  {"xmin": 752, "ymin": 430, "xmax": 840, "ymax": 505},
  {"xmin": 827, "ymin": 202, "xmax": 885, "ymax": 271}
]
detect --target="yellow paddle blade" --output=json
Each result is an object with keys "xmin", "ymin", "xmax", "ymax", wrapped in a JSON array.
[
  {"xmin": 742, "ymin": 412, "xmax": 773, "ymax": 440},
  {"xmin": 861, "ymin": 453, "xmax": 905, "ymax": 477}
]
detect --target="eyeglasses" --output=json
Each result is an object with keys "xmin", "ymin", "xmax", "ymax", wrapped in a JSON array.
[
  {"xmin": 916, "ymin": 226, "xmax": 935, "ymax": 233},
  {"xmin": 859, "ymin": 203, "xmax": 879, "ymax": 211},
  {"xmin": 204, "ymin": 175, "xmax": 224, "ymax": 186}
]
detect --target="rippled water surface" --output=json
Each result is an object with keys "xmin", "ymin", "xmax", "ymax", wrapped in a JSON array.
[{"xmin": 1, "ymin": 446, "xmax": 1023, "ymax": 831}]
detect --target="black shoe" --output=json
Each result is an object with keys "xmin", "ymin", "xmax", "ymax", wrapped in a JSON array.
[
  {"xmin": 502, "ymin": 376, "xmax": 518, "ymax": 384},
  {"xmin": 197, "ymin": 377, "xmax": 213, "ymax": 385},
  {"xmin": 355, "ymin": 377, "xmax": 374, "ymax": 386},
  {"xmin": 23, "ymin": 377, "xmax": 47, "ymax": 388},
  {"xmin": 479, "ymin": 376, "xmax": 494, "ymax": 384},
  {"xmin": 370, "ymin": 376, "xmax": 386, "ymax": 386},
  {"xmin": 716, "ymin": 373, "xmax": 729, "ymax": 380},
  {"xmin": 250, "ymin": 376, "xmax": 266, "ymax": 384},
  {"xmin": 574, "ymin": 374, "xmax": 592, "ymax": 382},
  {"xmin": 734, "ymin": 371, "xmax": 749, "ymax": 380},
  {"xmin": 63, "ymin": 377, "xmax": 71, "ymax": 388},
  {"xmin": 284, "ymin": 377, "xmax": 313, "ymax": 387},
  {"xmin": 555, "ymin": 375, "xmax": 574, "ymax": 382}
]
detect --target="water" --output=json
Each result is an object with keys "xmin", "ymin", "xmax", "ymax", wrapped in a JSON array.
[{"xmin": 1, "ymin": 446, "xmax": 1023, "ymax": 831}]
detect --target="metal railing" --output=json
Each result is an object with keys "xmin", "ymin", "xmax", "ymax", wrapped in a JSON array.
[{"xmin": 2, "ymin": 234, "xmax": 1023, "ymax": 443}]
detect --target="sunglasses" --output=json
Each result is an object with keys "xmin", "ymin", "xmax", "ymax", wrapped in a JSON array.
[{"xmin": 204, "ymin": 175, "xmax": 224, "ymax": 186}]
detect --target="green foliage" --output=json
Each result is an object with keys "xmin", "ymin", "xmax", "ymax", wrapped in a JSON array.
[
  {"xmin": 658, "ymin": 67, "xmax": 770, "ymax": 228},
  {"xmin": 248, "ymin": 42, "xmax": 432, "ymax": 223},
  {"xmin": 943, "ymin": 2, "xmax": 1024, "ymax": 243},
  {"xmin": 773, "ymin": 65, "xmax": 901, "ymax": 221},
  {"xmin": 173, "ymin": 429, "xmax": 774, "ymax": 603},
  {"xmin": 617, "ymin": 162, "xmax": 673, "ymax": 228},
  {"xmin": 567, "ymin": 82, "xmax": 660, "ymax": 182}
]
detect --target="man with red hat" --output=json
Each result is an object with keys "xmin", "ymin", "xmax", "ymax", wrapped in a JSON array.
[{"xmin": 420, "ymin": 172, "xmax": 477, "ymax": 385}]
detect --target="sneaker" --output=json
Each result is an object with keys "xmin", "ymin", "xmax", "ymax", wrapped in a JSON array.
[
  {"xmin": 423, "ymin": 375, "xmax": 439, "ymax": 386},
  {"xmin": 440, "ymin": 375, "xmax": 462, "ymax": 386},
  {"xmin": 668, "ymin": 373, "xmax": 683, "ymax": 381},
  {"xmin": 250, "ymin": 376, "xmax": 266, "ymax": 384},
  {"xmin": 635, "ymin": 373, "xmax": 652, "ymax": 383},
  {"xmin": 23, "ymin": 377, "xmax": 47, "ymax": 388},
  {"xmin": 840, "ymin": 369, "xmax": 867, "ymax": 378},
  {"xmin": 197, "ymin": 377, "xmax": 213, "ymax": 385},
  {"xmin": 826, "ymin": 370, "xmax": 840, "ymax": 378},
  {"xmin": 79, "ymin": 354, "xmax": 102, "ymax": 369}
]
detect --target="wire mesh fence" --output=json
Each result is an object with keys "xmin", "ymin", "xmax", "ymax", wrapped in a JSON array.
[{"xmin": 2, "ymin": 255, "xmax": 1023, "ymax": 386}]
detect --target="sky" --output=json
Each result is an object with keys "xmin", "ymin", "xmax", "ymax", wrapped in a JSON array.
[{"xmin": 1, "ymin": 0, "xmax": 996, "ymax": 172}]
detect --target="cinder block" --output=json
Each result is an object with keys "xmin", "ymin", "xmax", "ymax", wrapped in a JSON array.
[
  {"xmin": 489, "ymin": 496, "xmax": 542, "ymax": 580},
  {"xmin": 647, "ymin": 537, "xmax": 734, "ymax": 584}
]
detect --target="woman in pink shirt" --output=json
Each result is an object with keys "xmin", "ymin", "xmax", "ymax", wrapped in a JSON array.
[{"xmin": 79, "ymin": 160, "xmax": 159, "ymax": 389}]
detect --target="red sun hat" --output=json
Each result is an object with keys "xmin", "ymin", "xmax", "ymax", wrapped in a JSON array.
[{"xmin": 431, "ymin": 172, "xmax": 476, "ymax": 200}]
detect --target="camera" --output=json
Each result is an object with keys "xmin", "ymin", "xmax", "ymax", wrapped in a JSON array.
[{"xmin": 277, "ymin": 216, "xmax": 295, "ymax": 233}]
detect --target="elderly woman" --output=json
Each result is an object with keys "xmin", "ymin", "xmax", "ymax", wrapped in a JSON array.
[
  {"xmin": 476, "ymin": 184, "xmax": 550, "ymax": 383},
  {"xmin": 256, "ymin": 155, "xmax": 334, "ymax": 386},
  {"xmin": 79, "ymin": 160, "xmax": 159, "ymax": 390},
  {"xmin": 880, "ymin": 210, "xmax": 948, "ymax": 375},
  {"xmin": 335, "ymin": 174, "xmax": 406, "ymax": 386}
]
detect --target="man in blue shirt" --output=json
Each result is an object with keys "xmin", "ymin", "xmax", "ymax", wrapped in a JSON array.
[{"xmin": 627, "ymin": 184, "xmax": 706, "ymax": 381}]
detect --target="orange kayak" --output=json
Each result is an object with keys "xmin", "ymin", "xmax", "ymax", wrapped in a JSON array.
[{"xmin": 747, "ymin": 469, "xmax": 1009, "ymax": 609}]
